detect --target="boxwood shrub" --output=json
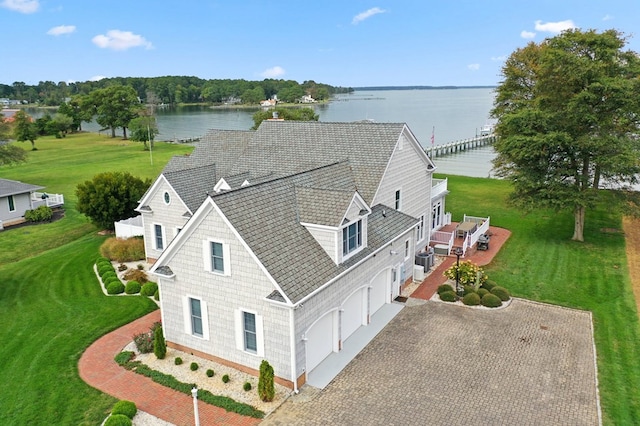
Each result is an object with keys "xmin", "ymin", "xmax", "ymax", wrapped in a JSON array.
[
  {"xmin": 112, "ymin": 400, "xmax": 137, "ymax": 419},
  {"xmin": 439, "ymin": 290, "xmax": 457, "ymax": 302},
  {"xmin": 175, "ymin": 357, "xmax": 183, "ymax": 365},
  {"xmin": 104, "ymin": 414, "xmax": 132, "ymax": 426},
  {"xmin": 107, "ymin": 281, "xmax": 125, "ymax": 295},
  {"xmin": 437, "ymin": 284, "xmax": 454, "ymax": 295},
  {"xmin": 462, "ymin": 285, "xmax": 476, "ymax": 295},
  {"xmin": 141, "ymin": 281, "xmax": 158, "ymax": 297},
  {"xmin": 125, "ymin": 281, "xmax": 141, "ymax": 294},
  {"xmin": 462, "ymin": 292, "xmax": 481, "ymax": 306},
  {"xmin": 99, "ymin": 265, "xmax": 115, "ymax": 277},
  {"xmin": 102, "ymin": 271, "xmax": 118, "ymax": 282},
  {"xmin": 154, "ymin": 289, "xmax": 160, "ymax": 301},
  {"xmin": 206, "ymin": 369, "xmax": 215, "ymax": 377},
  {"xmin": 491, "ymin": 286, "xmax": 511, "ymax": 301},
  {"xmin": 222, "ymin": 374, "xmax": 230, "ymax": 383},
  {"xmin": 477, "ymin": 288, "xmax": 489, "ymax": 298},
  {"xmin": 481, "ymin": 293, "xmax": 502, "ymax": 308},
  {"xmin": 190, "ymin": 362, "xmax": 199, "ymax": 371},
  {"xmin": 243, "ymin": 382, "xmax": 252, "ymax": 391},
  {"xmin": 481, "ymin": 280, "xmax": 497, "ymax": 291}
]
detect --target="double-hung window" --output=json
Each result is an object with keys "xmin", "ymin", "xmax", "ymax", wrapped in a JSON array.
[
  {"xmin": 210, "ymin": 241, "xmax": 224, "ymax": 273},
  {"xmin": 190, "ymin": 298, "xmax": 203, "ymax": 337},
  {"xmin": 342, "ymin": 220, "xmax": 362, "ymax": 256},
  {"xmin": 154, "ymin": 224, "xmax": 164, "ymax": 250},
  {"xmin": 395, "ymin": 190, "xmax": 401, "ymax": 210},
  {"xmin": 243, "ymin": 311, "xmax": 257, "ymax": 353},
  {"xmin": 235, "ymin": 309, "xmax": 263, "ymax": 356}
]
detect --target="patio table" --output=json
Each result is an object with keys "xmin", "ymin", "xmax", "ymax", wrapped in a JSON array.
[{"xmin": 456, "ymin": 221, "xmax": 477, "ymax": 238}]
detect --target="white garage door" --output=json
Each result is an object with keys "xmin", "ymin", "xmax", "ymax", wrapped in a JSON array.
[
  {"xmin": 341, "ymin": 288, "xmax": 365, "ymax": 342},
  {"xmin": 370, "ymin": 270, "xmax": 388, "ymax": 315},
  {"xmin": 306, "ymin": 312, "xmax": 335, "ymax": 372}
]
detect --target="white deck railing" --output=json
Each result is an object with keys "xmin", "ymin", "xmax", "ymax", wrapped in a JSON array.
[
  {"xmin": 461, "ymin": 215, "xmax": 490, "ymax": 255},
  {"xmin": 431, "ymin": 178, "xmax": 448, "ymax": 199},
  {"xmin": 430, "ymin": 230, "xmax": 454, "ymax": 255},
  {"xmin": 32, "ymin": 192, "xmax": 64, "ymax": 208}
]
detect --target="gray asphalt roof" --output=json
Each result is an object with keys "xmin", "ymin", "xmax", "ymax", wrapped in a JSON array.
[
  {"xmin": 212, "ymin": 162, "xmax": 418, "ymax": 304},
  {"xmin": 0, "ymin": 178, "xmax": 44, "ymax": 197},
  {"xmin": 163, "ymin": 163, "xmax": 217, "ymax": 213},
  {"xmin": 295, "ymin": 186, "xmax": 354, "ymax": 227}
]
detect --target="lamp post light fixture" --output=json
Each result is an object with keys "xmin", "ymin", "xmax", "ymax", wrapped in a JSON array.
[
  {"xmin": 191, "ymin": 387, "xmax": 200, "ymax": 426},
  {"xmin": 454, "ymin": 247, "xmax": 463, "ymax": 298}
]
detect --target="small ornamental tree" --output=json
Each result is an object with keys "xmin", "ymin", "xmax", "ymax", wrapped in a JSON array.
[
  {"xmin": 75, "ymin": 171, "xmax": 151, "ymax": 230},
  {"xmin": 258, "ymin": 360, "xmax": 275, "ymax": 402},
  {"xmin": 443, "ymin": 260, "xmax": 487, "ymax": 288},
  {"xmin": 154, "ymin": 326, "xmax": 166, "ymax": 359}
]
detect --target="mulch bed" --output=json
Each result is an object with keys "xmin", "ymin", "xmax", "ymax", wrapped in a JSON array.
[{"xmin": 1, "ymin": 208, "xmax": 65, "ymax": 231}]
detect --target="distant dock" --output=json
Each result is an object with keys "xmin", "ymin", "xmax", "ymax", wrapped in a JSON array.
[{"xmin": 427, "ymin": 134, "xmax": 496, "ymax": 157}]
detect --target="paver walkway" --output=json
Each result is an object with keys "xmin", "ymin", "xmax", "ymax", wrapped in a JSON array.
[{"xmin": 78, "ymin": 310, "xmax": 260, "ymax": 426}]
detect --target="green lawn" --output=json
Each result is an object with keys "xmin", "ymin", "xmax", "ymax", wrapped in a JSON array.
[
  {"xmin": 442, "ymin": 174, "xmax": 640, "ymax": 425},
  {"xmin": 0, "ymin": 134, "xmax": 192, "ymax": 265}
]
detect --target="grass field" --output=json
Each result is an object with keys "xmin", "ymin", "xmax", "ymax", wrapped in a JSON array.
[{"xmin": 0, "ymin": 135, "xmax": 638, "ymax": 424}]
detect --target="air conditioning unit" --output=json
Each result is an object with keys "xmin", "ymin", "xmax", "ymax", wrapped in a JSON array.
[{"xmin": 413, "ymin": 264, "xmax": 425, "ymax": 281}]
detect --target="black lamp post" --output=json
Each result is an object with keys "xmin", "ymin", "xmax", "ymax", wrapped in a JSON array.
[{"xmin": 455, "ymin": 247, "xmax": 463, "ymax": 298}]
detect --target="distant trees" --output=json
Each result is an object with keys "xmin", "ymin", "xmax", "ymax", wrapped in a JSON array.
[
  {"xmin": 88, "ymin": 85, "xmax": 142, "ymax": 138},
  {"xmin": 129, "ymin": 110, "xmax": 159, "ymax": 149},
  {"xmin": 13, "ymin": 110, "xmax": 38, "ymax": 150},
  {"xmin": 251, "ymin": 107, "xmax": 319, "ymax": 129},
  {"xmin": 491, "ymin": 29, "xmax": 640, "ymax": 242},
  {"xmin": 75, "ymin": 171, "xmax": 151, "ymax": 230}
]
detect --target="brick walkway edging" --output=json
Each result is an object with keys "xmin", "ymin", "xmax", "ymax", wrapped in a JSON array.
[{"xmin": 78, "ymin": 310, "xmax": 261, "ymax": 426}]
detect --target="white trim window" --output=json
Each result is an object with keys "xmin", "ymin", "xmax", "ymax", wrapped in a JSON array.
[
  {"xmin": 404, "ymin": 239, "xmax": 410, "ymax": 260},
  {"xmin": 235, "ymin": 309, "xmax": 264, "ymax": 356},
  {"xmin": 183, "ymin": 296, "xmax": 209, "ymax": 340},
  {"xmin": 416, "ymin": 214, "xmax": 425, "ymax": 242},
  {"xmin": 153, "ymin": 223, "xmax": 165, "ymax": 250},
  {"xmin": 395, "ymin": 190, "xmax": 401, "ymax": 211},
  {"xmin": 203, "ymin": 239, "xmax": 231, "ymax": 276},
  {"xmin": 342, "ymin": 219, "xmax": 362, "ymax": 257}
]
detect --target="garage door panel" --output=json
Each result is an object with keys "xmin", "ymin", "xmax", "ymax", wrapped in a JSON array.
[
  {"xmin": 306, "ymin": 313, "xmax": 334, "ymax": 372},
  {"xmin": 342, "ymin": 289, "xmax": 364, "ymax": 341},
  {"xmin": 370, "ymin": 271, "xmax": 388, "ymax": 315}
]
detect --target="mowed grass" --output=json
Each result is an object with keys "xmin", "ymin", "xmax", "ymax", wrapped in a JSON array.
[
  {"xmin": 0, "ymin": 133, "xmax": 192, "ymax": 265},
  {"xmin": 441, "ymin": 174, "xmax": 640, "ymax": 425},
  {"xmin": 0, "ymin": 234, "xmax": 158, "ymax": 425}
]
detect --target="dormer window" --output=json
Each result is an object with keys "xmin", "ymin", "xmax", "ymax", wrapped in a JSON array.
[{"xmin": 342, "ymin": 219, "xmax": 362, "ymax": 256}]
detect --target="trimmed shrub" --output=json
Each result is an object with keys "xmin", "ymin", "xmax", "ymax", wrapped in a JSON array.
[
  {"xmin": 439, "ymin": 290, "xmax": 457, "ymax": 302},
  {"xmin": 114, "ymin": 351, "xmax": 135, "ymax": 366},
  {"xmin": 206, "ymin": 369, "xmax": 214, "ymax": 377},
  {"xmin": 154, "ymin": 289, "xmax": 160, "ymax": 301},
  {"xmin": 482, "ymin": 280, "xmax": 497, "ymax": 291},
  {"xmin": 99, "ymin": 264, "xmax": 115, "ymax": 277},
  {"xmin": 174, "ymin": 357, "xmax": 183, "ymax": 365},
  {"xmin": 141, "ymin": 281, "xmax": 158, "ymax": 297},
  {"xmin": 104, "ymin": 414, "xmax": 132, "ymax": 426},
  {"xmin": 154, "ymin": 326, "xmax": 166, "ymax": 360},
  {"xmin": 190, "ymin": 362, "xmax": 199, "ymax": 371},
  {"xmin": 24, "ymin": 205, "xmax": 53, "ymax": 222},
  {"xmin": 123, "ymin": 268, "xmax": 148, "ymax": 284},
  {"xmin": 477, "ymin": 288, "xmax": 489, "ymax": 298},
  {"xmin": 100, "ymin": 236, "xmax": 146, "ymax": 263},
  {"xmin": 97, "ymin": 260, "xmax": 112, "ymax": 269},
  {"xmin": 462, "ymin": 285, "xmax": 476, "ymax": 295},
  {"xmin": 97, "ymin": 256, "xmax": 110, "ymax": 264},
  {"xmin": 481, "ymin": 293, "xmax": 502, "ymax": 308},
  {"xmin": 462, "ymin": 292, "xmax": 481, "ymax": 306},
  {"xmin": 243, "ymin": 382, "xmax": 252, "ymax": 391},
  {"xmin": 112, "ymin": 400, "xmax": 137, "ymax": 419},
  {"xmin": 222, "ymin": 374, "xmax": 230, "ymax": 383},
  {"xmin": 491, "ymin": 286, "xmax": 511, "ymax": 301},
  {"xmin": 125, "ymin": 280, "xmax": 141, "ymax": 294},
  {"xmin": 107, "ymin": 281, "xmax": 125, "ymax": 295},
  {"xmin": 102, "ymin": 271, "xmax": 118, "ymax": 282},
  {"xmin": 258, "ymin": 360, "xmax": 275, "ymax": 402},
  {"xmin": 437, "ymin": 284, "xmax": 454, "ymax": 295},
  {"xmin": 105, "ymin": 277, "xmax": 122, "ymax": 288}
]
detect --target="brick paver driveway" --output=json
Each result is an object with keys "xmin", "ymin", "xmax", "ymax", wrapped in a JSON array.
[{"xmin": 263, "ymin": 299, "xmax": 600, "ymax": 426}]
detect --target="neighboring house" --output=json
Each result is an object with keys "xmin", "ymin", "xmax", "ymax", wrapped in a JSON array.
[
  {"xmin": 299, "ymin": 95, "xmax": 316, "ymax": 103},
  {"xmin": 260, "ymin": 99, "xmax": 277, "ymax": 107},
  {"xmin": 140, "ymin": 121, "xmax": 449, "ymax": 390},
  {"xmin": 0, "ymin": 178, "xmax": 64, "ymax": 227}
]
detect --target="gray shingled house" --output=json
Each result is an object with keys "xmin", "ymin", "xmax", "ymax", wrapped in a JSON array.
[
  {"xmin": 138, "ymin": 121, "xmax": 450, "ymax": 390},
  {"xmin": 0, "ymin": 178, "xmax": 64, "ymax": 228}
]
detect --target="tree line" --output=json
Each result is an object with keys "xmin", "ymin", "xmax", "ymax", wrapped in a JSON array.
[{"xmin": 0, "ymin": 76, "xmax": 353, "ymax": 106}]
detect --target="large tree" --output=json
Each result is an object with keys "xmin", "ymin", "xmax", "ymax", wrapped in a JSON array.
[
  {"xmin": 75, "ymin": 171, "xmax": 151, "ymax": 230},
  {"xmin": 89, "ymin": 85, "xmax": 142, "ymax": 138},
  {"xmin": 13, "ymin": 110, "xmax": 38, "ymax": 150},
  {"xmin": 491, "ymin": 29, "xmax": 640, "ymax": 242}
]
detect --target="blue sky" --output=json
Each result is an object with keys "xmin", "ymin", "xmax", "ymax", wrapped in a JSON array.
[{"xmin": 2, "ymin": 0, "xmax": 639, "ymax": 87}]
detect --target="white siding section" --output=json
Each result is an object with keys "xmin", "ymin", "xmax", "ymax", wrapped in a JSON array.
[{"xmin": 305, "ymin": 226, "xmax": 338, "ymax": 263}]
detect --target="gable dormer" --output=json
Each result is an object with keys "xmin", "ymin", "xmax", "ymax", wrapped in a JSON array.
[
  {"xmin": 214, "ymin": 178, "xmax": 231, "ymax": 193},
  {"xmin": 296, "ymin": 186, "xmax": 371, "ymax": 264}
]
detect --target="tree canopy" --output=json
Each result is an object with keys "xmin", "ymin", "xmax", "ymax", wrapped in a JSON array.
[
  {"xmin": 88, "ymin": 85, "xmax": 142, "ymax": 138},
  {"xmin": 13, "ymin": 110, "xmax": 38, "ymax": 150},
  {"xmin": 251, "ymin": 107, "xmax": 319, "ymax": 130},
  {"xmin": 75, "ymin": 171, "xmax": 151, "ymax": 230},
  {"xmin": 491, "ymin": 29, "xmax": 640, "ymax": 241}
]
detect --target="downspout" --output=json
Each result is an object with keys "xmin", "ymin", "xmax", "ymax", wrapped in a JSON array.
[{"xmin": 289, "ymin": 306, "xmax": 299, "ymax": 394}]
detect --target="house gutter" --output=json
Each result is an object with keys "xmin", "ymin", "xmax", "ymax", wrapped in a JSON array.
[{"xmin": 289, "ymin": 306, "xmax": 299, "ymax": 394}]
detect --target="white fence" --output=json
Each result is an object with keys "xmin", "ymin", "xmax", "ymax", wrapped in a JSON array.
[
  {"xmin": 461, "ymin": 215, "xmax": 490, "ymax": 256},
  {"xmin": 32, "ymin": 192, "xmax": 64, "ymax": 208},
  {"xmin": 115, "ymin": 215, "xmax": 144, "ymax": 239}
]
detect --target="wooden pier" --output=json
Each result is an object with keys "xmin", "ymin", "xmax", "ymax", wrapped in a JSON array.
[{"xmin": 427, "ymin": 134, "xmax": 496, "ymax": 158}]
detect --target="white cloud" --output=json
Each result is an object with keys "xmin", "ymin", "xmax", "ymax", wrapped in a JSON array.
[
  {"xmin": 491, "ymin": 55, "xmax": 507, "ymax": 61},
  {"xmin": 521, "ymin": 30, "xmax": 536, "ymax": 39},
  {"xmin": 1, "ymin": 0, "xmax": 39, "ymax": 13},
  {"xmin": 92, "ymin": 30, "xmax": 153, "ymax": 51},
  {"xmin": 467, "ymin": 63, "xmax": 480, "ymax": 71},
  {"xmin": 90, "ymin": 75, "xmax": 106, "ymax": 82},
  {"xmin": 352, "ymin": 7, "xmax": 386, "ymax": 25},
  {"xmin": 534, "ymin": 20, "xmax": 576, "ymax": 34},
  {"xmin": 47, "ymin": 25, "xmax": 76, "ymax": 36},
  {"xmin": 260, "ymin": 66, "xmax": 286, "ymax": 78},
  {"xmin": 603, "ymin": 14, "xmax": 613, "ymax": 21}
]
